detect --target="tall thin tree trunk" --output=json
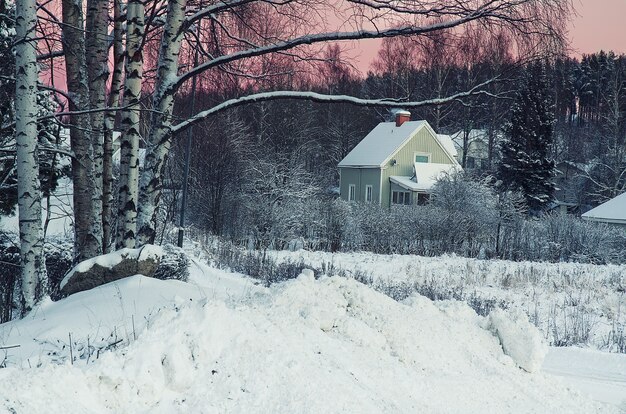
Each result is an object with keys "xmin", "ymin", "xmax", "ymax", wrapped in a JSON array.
[
  {"xmin": 115, "ymin": 0, "xmax": 145, "ymax": 249},
  {"xmin": 15, "ymin": 0, "xmax": 46, "ymax": 314},
  {"xmin": 86, "ymin": 0, "xmax": 109, "ymax": 249},
  {"xmin": 136, "ymin": 0, "xmax": 187, "ymax": 245},
  {"xmin": 62, "ymin": 0, "xmax": 103, "ymax": 261},
  {"xmin": 102, "ymin": 0, "xmax": 124, "ymax": 252}
]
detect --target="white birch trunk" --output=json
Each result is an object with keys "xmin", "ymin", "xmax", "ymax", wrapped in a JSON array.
[
  {"xmin": 115, "ymin": 0, "xmax": 144, "ymax": 249},
  {"xmin": 86, "ymin": 0, "xmax": 109, "ymax": 247},
  {"xmin": 14, "ymin": 0, "xmax": 46, "ymax": 314},
  {"xmin": 62, "ymin": 0, "xmax": 103, "ymax": 261},
  {"xmin": 102, "ymin": 0, "xmax": 124, "ymax": 253},
  {"xmin": 136, "ymin": 0, "xmax": 187, "ymax": 245}
]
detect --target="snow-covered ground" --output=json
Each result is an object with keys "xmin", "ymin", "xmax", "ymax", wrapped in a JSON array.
[
  {"xmin": 543, "ymin": 347, "xmax": 626, "ymax": 408},
  {"xmin": 268, "ymin": 250, "xmax": 626, "ymax": 352},
  {"xmin": 1, "ymin": 256, "xmax": 624, "ymax": 413}
]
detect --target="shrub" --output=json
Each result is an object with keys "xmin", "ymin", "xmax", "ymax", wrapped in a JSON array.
[{"xmin": 153, "ymin": 244, "xmax": 190, "ymax": 282}]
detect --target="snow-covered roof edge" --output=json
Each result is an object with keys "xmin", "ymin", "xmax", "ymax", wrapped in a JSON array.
[
  {"xmin": 378, "ymin": 122, "xmax": 461, "ymax": 169},
  {"xmin": 338, "ymin": 121, "xmax": 425, "ymax": 168},
  {"xmin": 581, "ymin": 192, "xmax": 626, "ymax": 224},
  {"xmin": 421, "ymin": 123, "xmax": 461, "ymax": 168}
]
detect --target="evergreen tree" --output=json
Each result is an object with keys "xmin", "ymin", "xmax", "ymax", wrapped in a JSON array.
[{"xmin": 499, "ymin": 62, "xmax": 556, "ymax": 211}]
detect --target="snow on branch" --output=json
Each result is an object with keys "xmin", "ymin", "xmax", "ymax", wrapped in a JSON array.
[{"xmin": 171, "ymin": 78, "xmax": 499, "ymax": 133}]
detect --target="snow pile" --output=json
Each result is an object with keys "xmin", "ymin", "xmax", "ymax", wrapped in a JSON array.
[
  {"xmin": 269, "ymin": 250, "xmax": 626, "ymax": 351},
  {"xmin": 0, "ymin": 270, "xmax": 616, "ymax": 413},
  {"xmin": 486, "ymin": 309, "xmax": 547, "ymax": 372},
  {"xmin": 0, "ymin": 276, "xmax": 207, "ymax": 366}
]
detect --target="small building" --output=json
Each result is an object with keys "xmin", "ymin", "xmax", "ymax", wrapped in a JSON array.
[
  {"xmin": 450, "ymin": 129, "xmax": 490, "ymax": 169},
  {"xmin": 550, "ymin": 161, "xmax": 588, "ymax": 215},
  {"xmin": 581, "ymin": 192, "xmax": 626, "ymax": 226},
  {"xmin": 338, "ymin": 111, "xmax": 461, "ymax": 207}
]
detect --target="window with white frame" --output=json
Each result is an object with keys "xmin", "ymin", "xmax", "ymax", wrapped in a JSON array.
[
  {"xmin": 392, "ymin": 191, "xmax": 411, "ymax": 205},
  {"xmin": 414, "ymin": 152, "xmax": 431, "ymax": 163},
  {"xmin": 348, "ymin": 184, "xmax": 356, "ymax": 201},
  {"xmin": 365, "ymin": 185, "xmax": 373, "ymax": 202}
]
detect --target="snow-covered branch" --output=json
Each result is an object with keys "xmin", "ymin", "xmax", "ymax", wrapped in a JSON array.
[{"xmin": 172, "ymin": 79, "xmax": 499, "ymax": 133}]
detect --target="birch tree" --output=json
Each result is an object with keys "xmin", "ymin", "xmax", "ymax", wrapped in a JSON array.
[
  {"xmin": 85, "ymin": 0, "xmax": 110, "ymax": 249},
  {"xmin": 102, "ymin": 0, "xmax": 124, "ymax": 252},
  {"xmin": 14, "ymin": 0, "xmax": 46, "ymax": 313},
  {"xmin": 136, "ymin": 0, "xmax": 187, "ymax": 245},
  {"xmin": 62, "ymin": 0, "xmax": 103, "ymax": 261},
  {"xmin": 115, "ymin": 0, "xmax": 145, "ymax": 248}
]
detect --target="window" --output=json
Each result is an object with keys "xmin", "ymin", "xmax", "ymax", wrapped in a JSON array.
[
  {"xmin": 466, "ymin": 156, "xmax": 475, "ymax": 169},
  {"xmin": 348, "ymin": 184, "xmax": 356, "ymax": 201},
  {"xmin": 365, "ymin": 185, "xmax": 373, "ymax": 202},
  {"xmin": 392, "ymin": 191, "xmax": 411, "ymax": 205},
  {"xmin": 417, "ymin": 193, "xmax": 430, "ymax": 205},
  {"xmin": 414, "ymin": 152, "xmax": 431, "ymax": 163}
]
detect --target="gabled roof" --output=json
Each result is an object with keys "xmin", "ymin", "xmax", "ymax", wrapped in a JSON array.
[
  {"xmin": 339, "ymin": 120, "xmax": 459, "ymax": 168},
  {"xmin": 338, "ymin": 121, "xmax": 425, "ymax": 167},
  {"xmin": 436, "ymin": 134, "xmax": 458, "ymax": 158},
  {"xmin": 582, "ymin": 192, "xmax": 626, "ymax": 224}
]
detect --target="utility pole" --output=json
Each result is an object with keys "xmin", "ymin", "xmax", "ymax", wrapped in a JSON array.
[{"xmin": 178, "ymin": 25, "xmax": 200, "ymax": 248}]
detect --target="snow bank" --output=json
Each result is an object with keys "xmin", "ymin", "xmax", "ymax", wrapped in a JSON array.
[
  {"xmin": 0, "ymin": 271, "xmax": 615, "ymax": 413},
  {"xmin": 486, "ymin": 309, "xmax": 547, "ymax": 372},
  {"xmin": 268, "ymin": 249, "xmax": 626, "ymax": 352}
]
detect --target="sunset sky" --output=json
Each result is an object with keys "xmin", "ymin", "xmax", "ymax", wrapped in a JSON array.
[
  {"xmin": 351, "ymin": 0, "xmax": 626, "ymax": 73},
  {"xmin": 569, "ymin": 0, "xmax": 626, "ymax": 56}
]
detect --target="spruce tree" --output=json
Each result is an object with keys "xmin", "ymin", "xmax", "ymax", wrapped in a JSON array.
[{"xmin": 499, "ymin": 62, "xmax": 556, "ymax": 211}]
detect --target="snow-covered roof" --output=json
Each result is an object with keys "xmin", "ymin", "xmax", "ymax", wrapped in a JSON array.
[
  {"xmin": 338, "ymin": 121, "xmax": 426, "ymax": 167},
  {"xmin": 581, "ymin": 192, "xmax": 626, "ymax": 225},
  {"xmin": 390, "ymin": 175, "xmax": 423, "ymax": 191},
  {"xmin": 390, "ymin": 162, "xmax": 460, "ymax": 192},
  {"xmin": 436, "ymin": 134, "xmax": 458, "ymax": 158}
]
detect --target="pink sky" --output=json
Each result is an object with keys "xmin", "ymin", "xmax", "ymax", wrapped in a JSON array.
[
  {"xmin": 349, "ymin": 0, "xmax": 626, "ymax": 74},
  {"xmin": 569, "ymin": 0, "xmax": 626, "ymax": 56}
]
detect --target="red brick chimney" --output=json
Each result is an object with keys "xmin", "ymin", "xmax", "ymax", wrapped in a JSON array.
[{"xmin": 395, "ymin": 110, "xmax": 411, "ymax": 127}]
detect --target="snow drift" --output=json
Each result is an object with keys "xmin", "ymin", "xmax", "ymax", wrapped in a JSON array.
[{"xmin": 0, "ymin": 271, "xmax": 616, "ymax": 413}]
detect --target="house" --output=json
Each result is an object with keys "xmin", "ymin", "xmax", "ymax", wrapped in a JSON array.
[
  {"xmin": 450, "ymin": 129, "xmax": 490, "ymax": 169},
  {"xmin": 581, "ymin": 192, "xmax": 626, "ymax": 226},
  {"xmin": 338, "ymin": 111, "xmax": 461, "ymax": 207},
  {"xmin": 549, "ymin": 161, "xmax": 588, "ymax": 214}
]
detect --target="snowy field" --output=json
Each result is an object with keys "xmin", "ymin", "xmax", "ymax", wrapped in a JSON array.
[
  {"xmin": 269, "ymin": 250, "xmax": 626, "ymax": 352},
  {"xmin": 1, "ymin": 255, "xmax": 625, "ymax": 413}
]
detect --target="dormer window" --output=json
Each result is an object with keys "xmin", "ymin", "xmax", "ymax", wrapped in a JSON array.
[{"xmin": 414, "ymin": 152, "xmax": 431, "ymax": 163}]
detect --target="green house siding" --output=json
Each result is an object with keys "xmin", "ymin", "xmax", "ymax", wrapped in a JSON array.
[
  {"xmin": 339, "ymin": 167, "xmax": 381, "ymax": 203},
  {"xmin": 380, "ymin": 126, "xmax": 454, "ymax": 207}
]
